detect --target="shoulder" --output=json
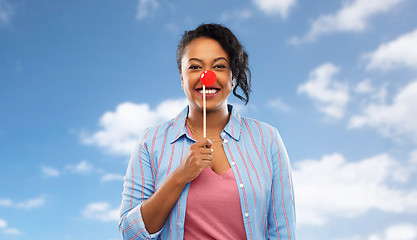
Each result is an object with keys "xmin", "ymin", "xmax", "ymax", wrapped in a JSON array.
[
  {"xmin": 241, "ymin": 116, "xmax": 276, "ymax": 131},
  {"xmin": 140, "ymin": 116, "xmax": 180, "ymax": 146},
  {"xmin": 239, "ymin": 115, "xmax": 280, "ymax": 145}
]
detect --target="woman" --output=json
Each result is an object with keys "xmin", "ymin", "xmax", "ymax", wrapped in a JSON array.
[{"xmin": 119, "ymin": 23, "xmax": 296, "ymax": 240}]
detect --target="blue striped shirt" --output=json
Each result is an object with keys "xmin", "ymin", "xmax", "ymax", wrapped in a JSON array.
[{"xmin": 119, "ymin": 105, "xmax": 296, "ymax": 240}]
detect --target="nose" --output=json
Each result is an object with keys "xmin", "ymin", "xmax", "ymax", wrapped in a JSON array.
[{"xmin": 200, "ymin": 70, "xmax": 217, "ymax": 87}]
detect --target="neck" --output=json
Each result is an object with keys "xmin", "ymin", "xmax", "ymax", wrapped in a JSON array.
[{"xmin": 187, "ymin": 103, "xmax": 230, "ymax": 135}]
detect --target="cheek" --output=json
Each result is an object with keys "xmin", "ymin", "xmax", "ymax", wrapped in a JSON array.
[
  {"xmin": 182, "ymin": 73, "xmax": 199, "ymax": 94},
  {"xmin": 222, "ymin": 72, "xmax": 233, "ymax": 89}
]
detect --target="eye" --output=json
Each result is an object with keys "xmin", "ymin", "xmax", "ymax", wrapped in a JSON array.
[
  {"xmin": 188, "ymin": 65, "xmax": 201, "ymax": 70},
  {"xmin": 214, "ymin": 64, "xmax": 227, "ymax": 69}
]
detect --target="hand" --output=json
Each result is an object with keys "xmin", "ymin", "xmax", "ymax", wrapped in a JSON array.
[{"xmin": 174, "ymin": 138, "xmax": 213, "ymax": 184}]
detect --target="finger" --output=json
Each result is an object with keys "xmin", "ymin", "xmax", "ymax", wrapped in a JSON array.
[
  {"xmin": 200, "ymin": 147, "xmax": 213, "ymax": 154},
  {"xmin": 197, "ymin": 152, "xmax": 212, "ymax": 161},
  {"xmin": 194, "ymin": 138, "xmax": 212, "ymax": 148},
  {"xmin": 201, "ymin": 160, "xmax": 211, "ymax": 168},
  {"xmin": 204, "ymin": 138, "xmax": 213, "ymax": 148},
  {"xmin": 200, "ymin": 153, "xmax": 213, "ymax": 161}
]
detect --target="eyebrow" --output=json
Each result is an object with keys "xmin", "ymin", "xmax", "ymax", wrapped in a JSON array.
[
  {"xmin": 214, "ymin": 57, "xmax": 229, "ymax": 63},
  {"xmin": 188, "ymin": 57, "xmax": 229, "ymax": 63}
]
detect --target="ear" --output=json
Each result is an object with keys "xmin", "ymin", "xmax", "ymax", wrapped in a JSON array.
[{"xmin": 179, "ymin": 71, "xmax": 184, "ymax": 88}]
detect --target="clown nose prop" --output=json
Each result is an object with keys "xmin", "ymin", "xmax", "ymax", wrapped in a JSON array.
[
  {"xmin": 200, "ymin": 70, "xmax": 217, "ymax": 138},
  {"xmin": 200, "ymin": 70, "xmax": 217, "ymax": 87}
]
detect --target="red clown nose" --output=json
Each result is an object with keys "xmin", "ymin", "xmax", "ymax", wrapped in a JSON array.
[{"xmin": 200, "ymin": 70, "xmax": 217, "ymax": 87}]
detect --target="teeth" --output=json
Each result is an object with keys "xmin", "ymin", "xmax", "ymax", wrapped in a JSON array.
[{"xmin": 198, "ymin": 89, "xmax": 218, "ymax": 94}]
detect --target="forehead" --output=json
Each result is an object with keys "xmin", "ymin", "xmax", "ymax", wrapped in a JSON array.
[{"xmin": 182, "ymin": 37, "xmax": 229, "ymax": 60}]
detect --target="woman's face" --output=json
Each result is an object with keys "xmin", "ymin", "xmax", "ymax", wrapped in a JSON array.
[{"xmin": 180, "ymin": 37, "xmax": 233, "ymax": 112}]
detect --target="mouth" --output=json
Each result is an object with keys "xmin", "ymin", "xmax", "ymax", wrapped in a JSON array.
[{"xmin": 195, "ymin": 87, "xmax": 220, "ymax": 97}]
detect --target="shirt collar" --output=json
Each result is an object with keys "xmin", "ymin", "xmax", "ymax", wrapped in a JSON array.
[
  {"xmin": 224, "ymin": 104, "xmax": 241, "ymax": 141},
  {"xmin": 169, "ymin": 104, "xmax": 242, "ymax": 144}
]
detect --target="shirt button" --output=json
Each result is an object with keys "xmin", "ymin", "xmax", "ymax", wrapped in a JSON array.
[
  {"xmin": 239, "ymin": 184, "xmax": 244, "ymax": 188},
  {"xmin": 231, "ymin": 162, "xmax": 236, "ymax": 166},
  {"xmin": 221, "ymin": 132, "xmax": 226, "ymax": 137},
  {"xmin": 223, "ymin": 139, "xmax": 228, "ymax": 143},
  {"xmin": 245, "ymin": 213, "xmax": 249, "ymax": 217}
]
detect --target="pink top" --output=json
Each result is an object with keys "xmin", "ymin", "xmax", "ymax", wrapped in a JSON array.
[{"xmin": 183, "ymin": 166, "xmax": 247, "ymax": 240}]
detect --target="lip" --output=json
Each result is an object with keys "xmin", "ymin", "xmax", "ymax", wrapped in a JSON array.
[{"xmin": 195, "ymin": 87, "xmax": 221, "ymax": 99}]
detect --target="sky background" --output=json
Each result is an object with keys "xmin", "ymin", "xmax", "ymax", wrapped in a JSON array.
[{"xmin": 1, "ymin": 0, "xmax": 417, "ymax": 239}]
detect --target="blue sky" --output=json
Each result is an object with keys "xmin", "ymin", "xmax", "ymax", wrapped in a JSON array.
[{"xmin": 1, "ymin": 0, "xmax": 417, "ymax": 239}]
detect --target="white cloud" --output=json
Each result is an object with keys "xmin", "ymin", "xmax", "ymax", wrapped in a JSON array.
[
  {"xmin": 349, "ymin": 80, "xmax": 417, "ymax": 144},
  {"xmin": 267, "ymin": 98, "xmax": 290, "ymax": 112},
  {"xmin": 3, "ymin": 228, "xmax": 21, "ymax": 235},
  {"xmin": 298, "ymin": 63, "xmax": 349, "ymax": 119},
  {"xmin": 338, "ymin": 223, "xmax": 417, "ymax": 240},
  {"xmin": 252, "ymin": 0, "xmax": 296, "ymax": 18},
  {"xmin": 0, "ymin": 219, "xmax": 21, "ymax": 235},
  {"xmin": 81, "ymin": 98, "xmax": 188, "ymax": 155},
  {"xmin": 0, "ymin": 219, "xmax": 6, "ymax": 228},
  {"xmin": 41, "ymin": 162, "xmax": 126, "ymax": 183},
  {"xmin": 165, "ymin": 22, "xmax": 180, "ymax": 34},
  {"xmin": 382, "ymin": 224, "xmax": 417, "ymax": 240},
  {"xmin": 365, "ymin": 28, "xmax": 417, "ymax": 70},
  {"xmin": 136, "ymin": 0, "xmax": 159, "ymax": 20},
  {"xmin": 355, "ymin": 78, "xmax": 375, "ymax": 94},
  {"xmin": 15, "ymin": 196, "xmax": 45, "ymax": 210},
  {"xmin": 41, "ymin": 166, "xmax": 60, "ymax": 178},
  {"xmin": 290, "ymin": 0, "xmax": 404, "ymax": 44},
  {"xmin": 369, "ymin": 83, "xmax": 389, "ymax": 104},
  {"xmin": 0, "ymin": 0, "xmax": 14, "ymax": 25},
  {"xmin": 410, "ymin": 149, "xmax": 417, "ymax": 166},
  {"xmin": 100, "ymin": 173, "xmax": 124, "ymax": 182},
  {"xmin": 220, "ymin": 9, "xmax": 253, "ymax": 22},
  {"xmin": 65, "ymin": 160, "xmax": 94, "ymax": 174},
  {"xmin": 1, "ymin": 196, "xmax": 45, "ymax": 210},
  {"xmin": 82, "ymin": 202, "xmax": 119, "ymax": 222},
  {"xmin": 0, "ymin": 198, "xmax": 12, "ymax": 207},
  {"xmin": 293, "ymin": 152, "xmax": 417, "ymax": 226}
]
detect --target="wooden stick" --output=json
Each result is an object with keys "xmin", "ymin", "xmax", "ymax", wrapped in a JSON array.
[{"xmin": 203, "ymin": 85, "xmax": 206, "ymax": 138}]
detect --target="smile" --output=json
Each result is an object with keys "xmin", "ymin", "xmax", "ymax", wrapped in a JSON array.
[
  {"xmin": 195, "ymin": 87, "xmax": 220, "ymax": 97},
  {"xmin": 198, "ymin": 88, "xmax": 219, "ymax": 94}
]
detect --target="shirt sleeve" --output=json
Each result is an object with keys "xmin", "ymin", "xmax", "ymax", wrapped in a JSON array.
[
  {"xmin": 267, "ymin": 128, "xmax": 296, "ymax": 240},
  {"xmin": 119, "ymin": 137, "xmax": 163, "ymax": 240}
]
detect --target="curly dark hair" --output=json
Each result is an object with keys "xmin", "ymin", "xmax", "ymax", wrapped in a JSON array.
[{"xmin": 176, "ymin": 23, "xmax": 252, "ymax": 105}]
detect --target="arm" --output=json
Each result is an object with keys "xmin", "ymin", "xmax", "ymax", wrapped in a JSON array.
[
  {"xmin": 119, "ymin": 138, "xmax": 213, "ymax": 240},
  {"xmin": 267, "ymin": 128, "xmax": 296, "ymax": 240}
]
